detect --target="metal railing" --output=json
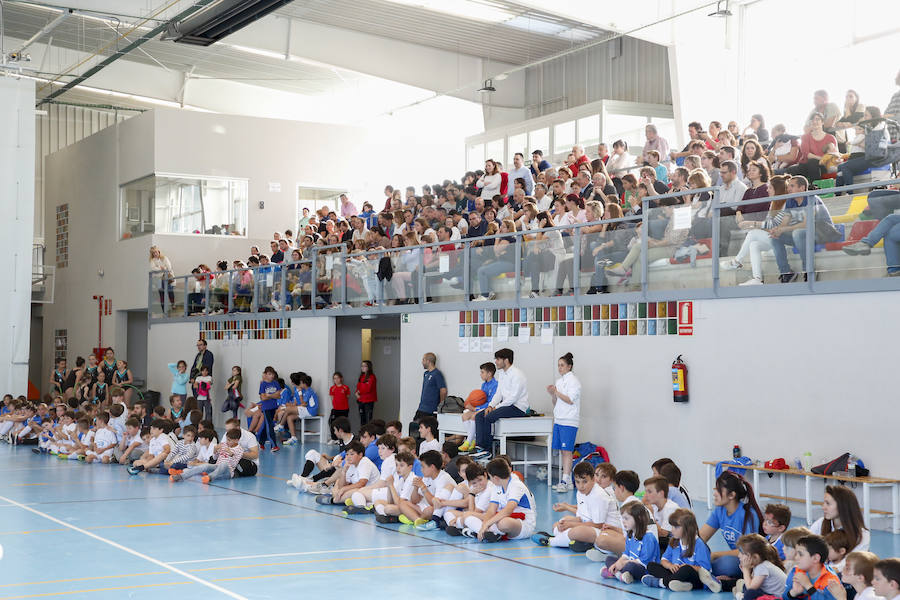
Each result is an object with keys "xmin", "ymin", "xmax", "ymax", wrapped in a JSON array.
[{"xmin": 148, "ymin": 178, "xmax": 900, "ymax": 324}]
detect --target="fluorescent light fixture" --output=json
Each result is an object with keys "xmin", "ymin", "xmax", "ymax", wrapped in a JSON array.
[
  {"xmin": 383, "ymin": 0, "xmax": 514, "ymax": 23},
  {"xmin": 557, "ymin": 27, "xmax": 597, "ymax": 42},
  {"xmin": 163, "ymin": 0, "xmax": 296, "ymax": 46},
  {"xmin": 503, "ymin": 15, "xmax": 567, "ymax": 35}
]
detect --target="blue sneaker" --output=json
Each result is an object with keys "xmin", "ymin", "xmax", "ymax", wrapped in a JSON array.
[
  {"xmin": 127, "ymin": 466, "xmax": 142, "ymax": 475},
  {"xmin": 415, "ymin": 520, "xmax": 438, "ymax": 531},
  {"xmin": 641, "ymin": 575, "xmax": 664, "ymax": 588},
  {"xmin": 531, "ymin": 532, "xmax": 551, "ymax": 546}
]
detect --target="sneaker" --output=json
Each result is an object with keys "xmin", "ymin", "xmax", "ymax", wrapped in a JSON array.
[
  {"xmin": 445, "ymin": 525, "xmax": 463, "ymax": 536},
  {"xmin": 398, "ymin": 515, "xmax": 415, "ymax": 525},
  {"xmin": 552, "ymin": 481, "xmax": 574, "ymax": 492},
  {"xmin": 448, "ymin": 277, "xmax": 461, "ymax": 287},
  {"xmin": 168, "ymin": 468, "xmax": 183, "ymax": 476},
  {"xmin": 170, "ymin": 474, "xmax": 183, "ymax": 482},
  {"xmin": 200, "ymin": 474, "xmax": 211, "ymax": 484},
  {"xmin": 481, "ymin": 531, "xmax": 502, "ymax": 543},
  {"xmin": 720, "ymin": 259, "xmax": 743, "ymax": 271},
  {"xmin": 779, "ymin": 272, "xmax": 798, "ymax": 283},
  {"xmin": 344, "ymin": 505, "xmax": 373, "ymax": 515},
  {"xmin": 531, "ymin": 532, "xmax": 551, "ymax": 546},
  {"xmin": 605, "ymin": 265, "xmax": 628, "ymax": 277},
  {"xmin": 271, "ymin": 446, "xmax": 280, "ymax": 453},
  {"xmin": 416, "ymin": 520, "xmax": 438, "ymax": 531},
  {"xmin": 472, "ymin": 295, "xmax": 489, "ymax": 302},
  {"xmin": 586, "ymin": 547, "xmax": 608, "ymax": 562},
  {"xmin": 620, "ymin": 572, "xmax": 634, "ymax": 584},
  {"xmin": 375, "ymin": 514, "xmax": 399, "ymax": 524},
  {"xmin": 344, "ymin": 498, "xmax": 354, "ymax": 507},
  {"xmin": 274, "ymin": 424, "xmax": 285, "ymax": 433},
  {"xmin": 31, "ymin": 448, "xmax": 41, "ymax": 454},
  {"xmin": 739, "ymin": 277, "xmax": 763, "ymax": 286},
  {"xmin": 284, "ymin": 437, "xmax": 298, "ymax": 446},
  {"xmin": 461, "ymin": 527, "xmax": 477, "ymax": 538},
  {"xmin": 413, "ymin": 518, "xmax": 430, "ymax": 527},
  {"xmin": 669, "ymin": 581, "xmax": 695, "ymax": 592},
  {"xmin": 600, "ymin": 567, "xmax": 614, "ymax": 579},
  {"xmin": 315, "ymin": 495, "xmax": 335, "ymax": 505},
  {"xmin": 569, "ymin": 541, "xmax": 593, "ymax": 553},
  {"xmin": 698, "ymin": 567, "xmax": 722, "ymax": 593},
  {"xmin": 458, "ymin": 440, "xmax": 472, "ymax": 452},
  {"xmin": 642, "ymin": 575, "xmax": 664, "ymax": 588},
  {"xmin": 486, "ymin": 292, "xmax": 496, "ymax": 300},
  {"xmin": 529, "ymin": 291, "xmax": 541, "ymax": 298},
  {"xmin": 127, "ymin": 466, "xmax": 141, "ymax": 475},
  {"xmin": 842, "ymin": 241, "xmax": 872, "ymax": 256}
]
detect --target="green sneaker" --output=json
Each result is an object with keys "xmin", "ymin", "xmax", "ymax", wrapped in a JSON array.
[{"xmin": 398, "ymin": 515, "xmax": 415, "ymax": 526}]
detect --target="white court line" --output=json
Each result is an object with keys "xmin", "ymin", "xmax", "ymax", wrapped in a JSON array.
[
  {"xmin": 168, "ymin": 545, "xmax": 415, "ymax": 565},
  {"xmin": 0, "ymin": 494, "xmax": 249, "ymax": 600}
]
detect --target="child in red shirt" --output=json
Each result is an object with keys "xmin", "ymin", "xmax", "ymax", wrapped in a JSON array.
[{"xmin": 328, "ymin": 372, "xmax": 351, "ymax": 442}]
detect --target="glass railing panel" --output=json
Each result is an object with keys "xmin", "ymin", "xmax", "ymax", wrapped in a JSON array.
[
  {"xmin": 186, "ymin": 274, "xmax": 212, "ymax": 316},
  {"xmin": 717, "ymin": 202, "xmax": 778, "ymax": 287},
  {"xmin": 423, "ymin": 243, "xmax": 466, "ymax": 302},
  {"xmin": 815, "ymin": 192, "xmax": 897, "ymax": 281},
  {"xmin": 208, "ymin": 270, "xmax": 231, "ymax": 314},
  {"xmin": 642, "ymin": 201, "xmax": 713, "ymax": 292},
  {"xmin": 150, "ymin": 272, "xmax": 168, "ymax": 318},
  {"xmin": 317, "ymin": 251, "xmax": 344, "ymax": 309},
  {"xmin": 230, "ymin": 267, "xmax": 256, "ymax": 313},
  {"xmin": 345, "ymin": 252, "xmax": 381, "ymax": 307},
  {"xmin": 469, "ymin": 238, "xmax": 517, "ymax": 301},
  {"xmin": 284, "ymin": 261, "xmax": 313, "ymax": 311},
  {"xmin": 579, "ymin": 225, "xmax": 639, "ymax": 295},
  {"xmin": 389, "ymin": 248, "xmax": 422, "ymax": 305},
  {"xmin": 519, "ymin": 232, "xmax": 566, "ymax": 298}
]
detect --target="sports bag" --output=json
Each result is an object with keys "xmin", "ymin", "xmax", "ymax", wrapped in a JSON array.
[
  {"xmin": 810, "ymin": 453, "xmax": 869, "ymax": 476},
  {"xmin": 438, "ymin": 395, "xmax": 465, "ymax": 414}
]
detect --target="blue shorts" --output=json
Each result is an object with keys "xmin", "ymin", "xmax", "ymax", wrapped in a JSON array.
[{"xmin": 552, "ymin": 424, "xmax": 577, "ymax": 451}]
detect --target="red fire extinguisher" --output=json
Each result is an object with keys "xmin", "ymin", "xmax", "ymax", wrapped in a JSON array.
[{"xmin": 672, "ymin": 355, "xmax": 688, "ymax": 403}]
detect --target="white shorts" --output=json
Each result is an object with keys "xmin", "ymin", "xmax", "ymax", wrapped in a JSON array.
[
  {"xmin": 371, "ymin": 487, "xmax": 390, "ymax": 504},
  {"xmin": 86, "ymin": 448, "xmax": 114, "ymax": 460},
  {"xmin": 510, "ymin": 519, "xmax": 536, "ymax": 540}
]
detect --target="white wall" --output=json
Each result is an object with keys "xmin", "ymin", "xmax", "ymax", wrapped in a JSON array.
[
  {"xmin": 0, "ymin": 78, "xmax": 36, "ymax": 396},
  {"xmin": 399, "ymin": 292, "xmax": 900, "ymax": 519},
  {"xmin": 146, "ymin": 317, "xmax": 335, "ymax": 429}
]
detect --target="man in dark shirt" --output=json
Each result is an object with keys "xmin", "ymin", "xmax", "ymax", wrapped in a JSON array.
[
  {"xmin": 530, "ymin": 150, "xmax": 551, "ymax": 178},
  {"xmin": 414, "ymin": 352, "xmax": 446, "ymax": 425}
]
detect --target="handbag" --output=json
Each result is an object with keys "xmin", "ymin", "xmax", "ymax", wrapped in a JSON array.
[{"xmin": 864, "ymin": 128, "xmax": 888, "ymax": 162}]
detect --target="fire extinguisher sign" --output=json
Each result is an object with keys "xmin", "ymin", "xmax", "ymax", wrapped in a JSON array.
[{"xmin": 677, "ymin": 301, "xmax": 693, "ymax": 336}]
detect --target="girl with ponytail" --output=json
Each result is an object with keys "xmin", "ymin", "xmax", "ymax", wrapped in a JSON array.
[{"xmin": 699, "ymin": 470, "xmax": 764, "ymax": 579}]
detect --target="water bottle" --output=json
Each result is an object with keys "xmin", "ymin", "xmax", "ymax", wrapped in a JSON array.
[
  {"xmin": 733, "ymin": 445, "xmax": 741, "ymax": 459},
  {"xmin": 848, "ymin": 454, "xmax": 857, "ymax": 478}
]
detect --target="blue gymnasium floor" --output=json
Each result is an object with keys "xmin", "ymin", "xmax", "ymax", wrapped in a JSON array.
[{"xmin": 2, "ymin": 443, "xmax": 900, "ymax": 600}]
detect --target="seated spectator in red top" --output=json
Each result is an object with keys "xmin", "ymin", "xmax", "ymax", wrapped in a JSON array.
[
  {"xmin": 572, "ymin": 144, "xmax": 590, "ymax": 171},
  {"xmin": 597, "ymin": 143, "xmax": 610, "ymax": 164},
  {"xmin": 383, "ymin": 185, "xmax": 394, "ymax": 212},
  {"xmin": 739, "ymin": 159, "xmax": 771, "ymax": 216},
  {"xmin": 787, "ymin": 112, "xmax": 838, "ymax": 182}
]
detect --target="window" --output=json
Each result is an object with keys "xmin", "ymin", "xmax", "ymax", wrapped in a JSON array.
[
  {"xmin": 53, "ymin": 329, "xmax": 67, "ymax": 363},
  {"xmin": 467, "ymin": 143, "xmax": 484, "ymax": 171},
  {"xmin": 485, "ymin": 139, "xmax": 504, "ymax": 164},
  {"xmin": 577, "ymin": 114, "xmax": 600, "ymax": 146},
  {"xmin": 120, "ymin": 174, "xmax": 248, "ymax": 240},
  {"xmin": 297, "ymin": 187, "xmax": 345, "ymax": 226},
  {"xmin": 55, "ymin": 204, "xmax": 69, "ymax": 268},
  {"xmin": 553, "ymin": 120, "xmax": 575, "ymax": 154},
  {"xmin": 528, "ymin": 128, "xmax": 550, "ymax": 157},
  {"xmin": 603, "ymin": 113, "xmax": 650, "ymax": 151},
  {"xmin": 507, "ymin": 133, "xmax": 527, "ymax": 165}
]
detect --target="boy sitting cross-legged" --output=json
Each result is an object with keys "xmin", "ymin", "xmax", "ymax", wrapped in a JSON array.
[
  {"xmin": 171, "ymin": 428, "xmax": 244, "ymax": 484},
  {"xmin": 444, "ymin": 462, "xmax": 494, "ymax": 536},
  {"xmin": 374, "ymin": 451, "xmax": 418, "ymax": 524},
  {"xmin": 532, "ymin": 461, "xmax": 620, "ymax": 552},
  {"xmin": 474, "ymin": 457, "xmax": 537, "ymax": 543},
  {"xmin": 128, "ymin": 419, "xmax": 172, "ymax": 474},
  {"xmin": 319, "ymin": 440, "xmax": 379, "ymax": 505},
  {"xmin": 343, "ymin": 434, "xmax": 398, "ymax": 515}
]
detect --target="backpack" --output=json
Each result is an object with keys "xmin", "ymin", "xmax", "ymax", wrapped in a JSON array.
[
  {"xmin": 811, "ymin": 453, "xmax": 869, "ymax": 477},
  {"xmin": 438, "ymin": 395, "xmax": 465, "ymax": 414},
  {"xmin": 573, "ymin": 442, "xmax": 610, "ymax": 468}
]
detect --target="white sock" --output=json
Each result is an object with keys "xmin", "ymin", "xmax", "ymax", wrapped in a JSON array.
[
  {"xmin": 444, "ymin": 512, "xmax": 457, "ymax": 526},
  {"xmin": 562, "ymin": 473, "xmax": 571, "ymax": 484},
  {"xmin": 433, "ymin": 487, "xmax": 453, "ymax": 518},
  {"xmin": 351, "ymin": 491, "xmax": 366, "ymax": 507},
  {"xmin": 305, "ymin": 449, "xmax": 321, "ymax": 463},
  {"xmin": 465, "ymin": 420, "xmax": 475, "ymax": 441},
  {"xmin": 374, "ymin": 504, "xmax": 386, "ymax": 515},
  {"xmin": 464, "ymin": 515, "xmax": 483, "ymax": 531},
  {"xmin": 549, "ymin": 527, "xmax": 571, "ymax": 547}
]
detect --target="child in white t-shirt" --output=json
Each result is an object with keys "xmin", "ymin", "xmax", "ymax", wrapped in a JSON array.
[
  {"xmin": 328, "ymin": 441, "xmax": 379, "ymax": 505},
  {"xmin": 417, "ymin": 416, "xmax": 441, "ymax": 455},
  {"xmin": 474, "ymin": 457, "xmax": 537, "ymax": 542},
  {"xmin": 533, "ymin": 461, "xmax": 618, "ymax": 551},
  {"xmin": 844, "ymin": 551, "xmax": 884, "ymax": 600},
  {"xmin": 444, "ymin": 462, "xmax": 494, "ymax": 536},
  {"xmin": 375, "ymin": 451, "xmax": 418, "ymax": 524},
  {"xmin": 644, "ymin": 475, "xmax": 679, "ymax": 546},
  {"xmin": 85, "ymin": 412, "xmax": 118, "ymax": 463},
  {"xmin": 345, "ymin": 434, "xmax": 398, "ymax": 514}
]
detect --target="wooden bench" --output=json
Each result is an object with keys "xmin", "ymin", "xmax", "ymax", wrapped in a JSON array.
[
  {"xmin": 438, "ymin": 413, "xmax": 553, "ymax": 479},
  {"xmin": 703, "ymin": 460, "xmax": 900, "ymax": 533}
]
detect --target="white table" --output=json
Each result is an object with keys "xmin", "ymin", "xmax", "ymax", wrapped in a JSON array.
[
  {"xmin": 298, "ymin": 415, "xmax": 326, "ymax": 445},
  {"xmin": 438, "ymin": 413, "xmax": 554, "ymax": 477}
]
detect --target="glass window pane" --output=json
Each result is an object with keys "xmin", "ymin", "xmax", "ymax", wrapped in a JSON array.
[
  {"xmin": 577, "ymin": 114, "xmax": 600, "ymax": 146},
  {"xmin": 298, "ymin": 187, "xmax": 345, "ymax": 229},
  {"xmin": 603, "ymin": 113, "xmax": 649, "ymax": 151},
  {"xmin": 553, "ymin": 121, "xmax": 575, "ymax": 154},
  {"xmin": 528, "ymin": 128, "xmax": 549, "ymax": 156},
  {"xmin": 467, "ymin": 143, "xmax": 484, "ymax": 171},
  {"xmin": 133, "ymin": 175, "xmax": 248, "ymax": 238},
  {"xmin": 507, "ymin": 133, "xmax": 527, "ymax": 165},
  {"xmin": 485, "ymin": 139, "xmax": 504, "ymax": 164}
]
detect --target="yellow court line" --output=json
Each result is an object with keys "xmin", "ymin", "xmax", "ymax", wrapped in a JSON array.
[
  {"xmin": 11, "ymin": 479, "xmax": 133, "ymax": 487},
  {"xmin": 0, "ymin": 513, "xmax": 311, "ymax": 536},
  {"xmin": 0, "ymin": 580, "xmax": 192, "ymax": 600},
  {"xmin": 210, "ymin": 557, "xmax": 500, "ymax": 582}
]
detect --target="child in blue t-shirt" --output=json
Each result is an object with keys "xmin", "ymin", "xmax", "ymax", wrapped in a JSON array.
[
  {"xmin": 603, "ymin": 500, "xmax": 661, "ymax": 584},
  {"xmin": 256, "ymin": 366, "xmax": 283, "ymax": 452},
  {"xmin": 699, "ymin": 471, "xmax": 763, "ymax": 580},
  {"xmin": 459, "ymin": 362, "xmax": 497, "ymax": 452},
  {"xmin": 280, "ymin": 372, "xmax": 319, "ymax": 446},
  {"xmin": 643, "ymin": 508, "xmax": 713, "ymax": 591}
]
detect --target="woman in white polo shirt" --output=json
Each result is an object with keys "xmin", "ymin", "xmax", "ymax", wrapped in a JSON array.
[{"xmin": 548, "ymin": 352, "xmax": 581, "ymax": 492}]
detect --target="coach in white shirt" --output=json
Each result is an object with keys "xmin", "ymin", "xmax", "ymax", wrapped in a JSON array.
[{"xmin": 474, "ymin": 348, "xmax": 529, "ymax": 455}]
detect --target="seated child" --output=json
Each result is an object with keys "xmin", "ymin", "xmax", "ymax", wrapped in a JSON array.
[
  {"xmin": 398, "ymin": 437, "xmax": 424, "ymax": 477},
  {"xmin": 65, "ymin": 418, "xmax": 94, "ymax": 460},
  {"xmin": 410, "ymin": 450, "xmax": 457, "ymax": 530},
  {"xmin": 165, "ymin": 425, "xmax": 199, "ymax": 472},
  {"xmin": 843, "ymin": 552, "xmax": 882, "ymax": 600},
  {"xmin": 15, "ymin": 405, "xmax": 44, "ymax": 445},
  {"xmin": 644, "ymin": 475, "xmax": 679, "ymax": 548},
  {"xmin": 602, "ymin": 501, "xmax": 661, "ymax": 583},
  {"xmin": 323, "ymin": 440, "xmax": 379, "ymax": 505},
  {"xmin": 279, "ymin": 372, "xmax": 318, "ymax": 446},
  {"xmin": 85, "ymin": 412, "xmax": 118, "ymax": 463},
  {"xmin": 714, "ymin": 533, "xmax": 787, "ymax": 598},
  {"xmin": 344, "ymin": 434, "xmax": 398, "ymax": 514},
  {"xmin": 445, "ymin": 462, "xmax": 494, "ymax": 536},
  {"xmin": 874, "ymin": 559, "xmax": 900, "ymax": 600},
  {"xmin": 660, "ymin": 462, "xmax": 692, "ymax": 508},
  {"xmin": 114, "ymin": 420, "xmax": 147, "ymax": 465},
  {"xmin": 374, "ymin": 451, "xmax": 417, "ymax": 523},
  {"xmin": 532, "ymin": 461, "xmax": 619, "ymax": 552},
  {"xmin": 642, "ymin": 508, "xmax": 712, "ymax": 591},
  {"xmin": 417, "ymin": 416, "xmax": 441, "ymax": 455},
  {"xmin": 595, "ymin": 462, "xmax": 617, "ymax": 497},
  {"xmin": 108, "ymin": 402, "xmax": 127, "ymax": 442},
  {"xmin": 359, "ymin": 424, "xmax": 384, "ymax": 471},
  {"xmin": 587, "ymin": 470, "xmax": 657, "ymax": 560},
  {"xmin": 289, "ymin": 417, "xmax": 354, "ymax": 491},
  {"xmin": 171, "ymin": 428, "xmax": 244, "ymax": 484},
  {"xmin": 458, "ymin": 362, "xmax": 497, "ymax": 452},
  {"xmin": 128, "ymin": 419, "xmax": 172, "ymax": 474},
  {"xmin": 385, "ymin": 421, "xmax": 403, "ymax": 438},
  {"xmin": 826, "ymin": 530, "xmax": 853, "ymax": 575},
  {"xmin": 190, "ymin": 429, "xmax": 218, "ymax": 466},
  {"xmin": 474, "ymin": 457, "xmax": 537, "ymax": 543},
  {"xmin": 782, "ymin": 527, "xmax": 814, "ymax": 573},
  {"xmin": 784, "ymin": 535, "xmax": 846, "ymax": 600},
  {"xmin": 764, "ymin": 503, "xmax": 791, "ymax": 560}
]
